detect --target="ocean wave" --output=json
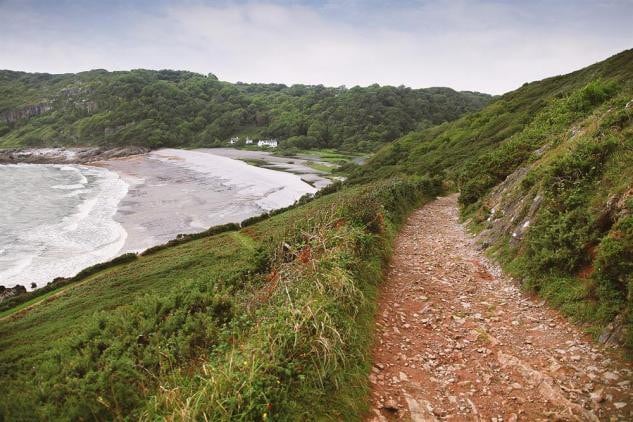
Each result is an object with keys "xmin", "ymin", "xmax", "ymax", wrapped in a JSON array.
[
  {"xmin": 64, "ymin": 189, "xmax": 88, "ymax": 198},
  {"xmin": 0, "ymin": 165, "xmax": 129, "ymax": 290},
  {"xmin": 52, "ymin": 183, "xmax": 85, "ymax": 190}
]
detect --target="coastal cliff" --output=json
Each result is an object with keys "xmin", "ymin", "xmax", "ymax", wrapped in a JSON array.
[{"xmin": 0, "ymin": 102, "xmax": 52, "ymax": 124}]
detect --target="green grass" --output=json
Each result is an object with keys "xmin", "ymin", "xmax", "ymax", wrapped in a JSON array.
[
  {"xmin": 229, "ymin": 231, "xmax": 257, "ymax": 250},
  {"xmin": 2, "ymin": 48, "xmax": 632, "ymax": 421},
  {"xmin": 306, "ymin": 161, "xmax": 335, "ymax": 173},
  {"xmin": 0, "ymin": 176, "xmax": 441, "ymax": 420},
  {"xmin": 240, "ymin": 158, "xmax": 270, "ymax": 167},
  {"xmin": 0, "ymin": 289, "xmax": 59, "ymax": 320}
]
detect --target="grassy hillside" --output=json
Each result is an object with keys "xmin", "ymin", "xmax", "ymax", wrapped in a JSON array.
[
  {"xmin": 0, "ymin": 177, "xmax": 441, "ymax": 420},
  {"xmin": 0, "ymin": 69, "xmax": 490, "ymax": 152},
  {"xmin": 352, "ymin": 49, "xmax": 633, "ymax": 348},
  {"xmin": 1, "ymin": 49, "xmax": 631, "ymax": 420}
]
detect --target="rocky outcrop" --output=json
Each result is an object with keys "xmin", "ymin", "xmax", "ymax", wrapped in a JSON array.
[
  {"xmin": 475, "ymin": 164, "xmax": 543, "ymax": 250},
  {"xmin": 0, "ymin": 285, "xmax": 26, "ymax": 303},
  {"xmin": 0, "ymin": 146, "xmax": 149, "ymax": 164},
  {"xmin": 0, "ymin": 102, "xmax": 52, "ymax": 124},
  {"xmin": 599, "ymin": 313, "xmax": 627, "ymax": 346},
  {"xmin": 74, "ymin": 99, "xmax": 98, "ymax": 113}
]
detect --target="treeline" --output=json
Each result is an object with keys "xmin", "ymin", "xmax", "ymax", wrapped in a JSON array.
[{"xmin": 0, "ymin": 69, "xmax": 490, "ymax": 152}]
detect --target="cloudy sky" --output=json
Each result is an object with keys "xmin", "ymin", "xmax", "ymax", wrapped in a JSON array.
[{"xmin": 0, "ymin": 0, "xmax": 631, "ymax": 94}]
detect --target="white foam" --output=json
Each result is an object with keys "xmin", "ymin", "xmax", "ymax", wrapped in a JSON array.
[
  {"xmin": 56, "ymin": 165, "xmax": 88, "ymax": 184},
  {"xmin": 0, "ymin": 165, "xmax": 129, "ymax": 289},
  {"xmin": 52, "ymin": 183, "xmax": 85, "ymax": 190}
]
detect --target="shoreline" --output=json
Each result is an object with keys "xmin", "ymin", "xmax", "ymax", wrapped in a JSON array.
[
  {"xmin": 198, "ymin": 148, "xmax": 335, "ymax": 189},
  {"xmin": 0, "ymin": 148, "xmax": 319, "ymax": 296},
  {"xmin": 0, "ymin": 162, "xmax": 128, "ymax": 291}
]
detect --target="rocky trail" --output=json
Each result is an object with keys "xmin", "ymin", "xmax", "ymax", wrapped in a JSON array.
[{"xmin": 368, "ymin": 195, "xmax": 632, "ymax": 421}]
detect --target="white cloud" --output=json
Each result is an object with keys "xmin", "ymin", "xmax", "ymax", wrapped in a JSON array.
[{"xmin": 0, "ymin": 0, "xmax": 631, "ymax": 94}]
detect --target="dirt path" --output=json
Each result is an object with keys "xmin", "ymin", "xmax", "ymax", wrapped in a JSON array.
[{"xmin": 368, "ymin": 195, "xmax": 632, "ymax": 421}]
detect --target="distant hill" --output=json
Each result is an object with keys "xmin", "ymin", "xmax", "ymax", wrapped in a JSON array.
[
  {"xmin": 353, "ymin": 49, "xmax": 633, "ymax": 348},
  {"xmin": 0, "ymin": 69, "xmax": 490, "ymax": 152}
]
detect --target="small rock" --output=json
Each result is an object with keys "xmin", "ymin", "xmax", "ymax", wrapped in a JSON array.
[
  {"xmin": 383, "ymin": 399, "xmax": 399, "ymax": 412},
  {"xmin": 614, "ymin": 402, "xmax": 627, "ymax": 409},
  {"xmin": 590, "ymin": 389, "xmax": 604, "ymax": 403}
]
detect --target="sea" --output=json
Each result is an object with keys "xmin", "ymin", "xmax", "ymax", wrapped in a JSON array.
[{"xmin": 0, "ymin": 164, "xmax": 127, "ymax": 289}]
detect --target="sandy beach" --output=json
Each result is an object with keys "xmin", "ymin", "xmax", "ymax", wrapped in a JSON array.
[{"xmin": 98, "ymin": 148, "xmax": 318, "ymax": 253}]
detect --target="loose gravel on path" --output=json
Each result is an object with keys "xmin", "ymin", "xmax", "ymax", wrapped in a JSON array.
[{"xmin": 368, "ymin": 195, "xmax": 632, "ymax": 421}]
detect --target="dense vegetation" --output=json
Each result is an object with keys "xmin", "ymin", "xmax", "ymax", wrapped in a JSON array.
[
  {"xmin": 0, "ymin": 69, "xmax": 490, "ymax": 152},
  {"xmin": 0, "ymin": 177, "xmax": 440, "ymax": 420},
  {"xmin": 352, "ymin": 49, "xmax": 633, "ymax": 348},
  {"xmin": 1, "ymin": 49, "xmax": 632, "ymax": 420}
]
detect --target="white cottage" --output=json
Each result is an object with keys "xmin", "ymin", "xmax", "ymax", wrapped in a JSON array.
[
  {"xmin": 257, "ymin": 139, "xmax": 278, "ymax": 148},
  {"xmin": 229, "ymin": 136, "xmax": 239, "ymax": 145}
]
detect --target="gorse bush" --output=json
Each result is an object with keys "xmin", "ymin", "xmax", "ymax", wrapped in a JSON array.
[
  {"xmin": 525, "ymin": 137, "xmax": 619, "ymax": 273},
  {"xmin": 567, "ymin": 79, "xmax": 618, "ymax": 112},
  {"xmin": 456, "ymin": 80, "xmax": 616, "ymax": 207}
]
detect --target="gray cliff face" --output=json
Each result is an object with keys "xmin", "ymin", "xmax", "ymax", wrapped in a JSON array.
[
  {"xmin": 475, "ymin": 165, "xmax": 543, "ymax": 250},
  {"xmin": 0, "ymin": 102, "xmax": 53, "ymax": 124},
  {"xmin": 0, "ymin": 84, "xmax": 99, "ymax": 125}
]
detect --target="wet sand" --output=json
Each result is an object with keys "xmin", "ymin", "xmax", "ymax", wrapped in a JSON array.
[
  {"xmin": 198, "ymin": 148, "xmax": 334, "ymax": 189},
  {"xmin": 97, "ymin": 148, "xmax": 317, "ymax": 253}
]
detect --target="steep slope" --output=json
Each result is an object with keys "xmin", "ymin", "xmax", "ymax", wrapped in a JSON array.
[
  {"xmin": 0, "ymin": 69, "xmax": 490, "ymax": 152},
  {"xmin": 0, "ymin": 178, "xmax": 441, "ymax": 420},
  {"xmin": 353, "ymin": 49, "xmax": 633, "ymax": 349}
]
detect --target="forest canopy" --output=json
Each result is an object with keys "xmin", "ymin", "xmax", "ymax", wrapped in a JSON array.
[{"xmin": 0, "ymin": 69, "xmax": 491, "ymax": 152}]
